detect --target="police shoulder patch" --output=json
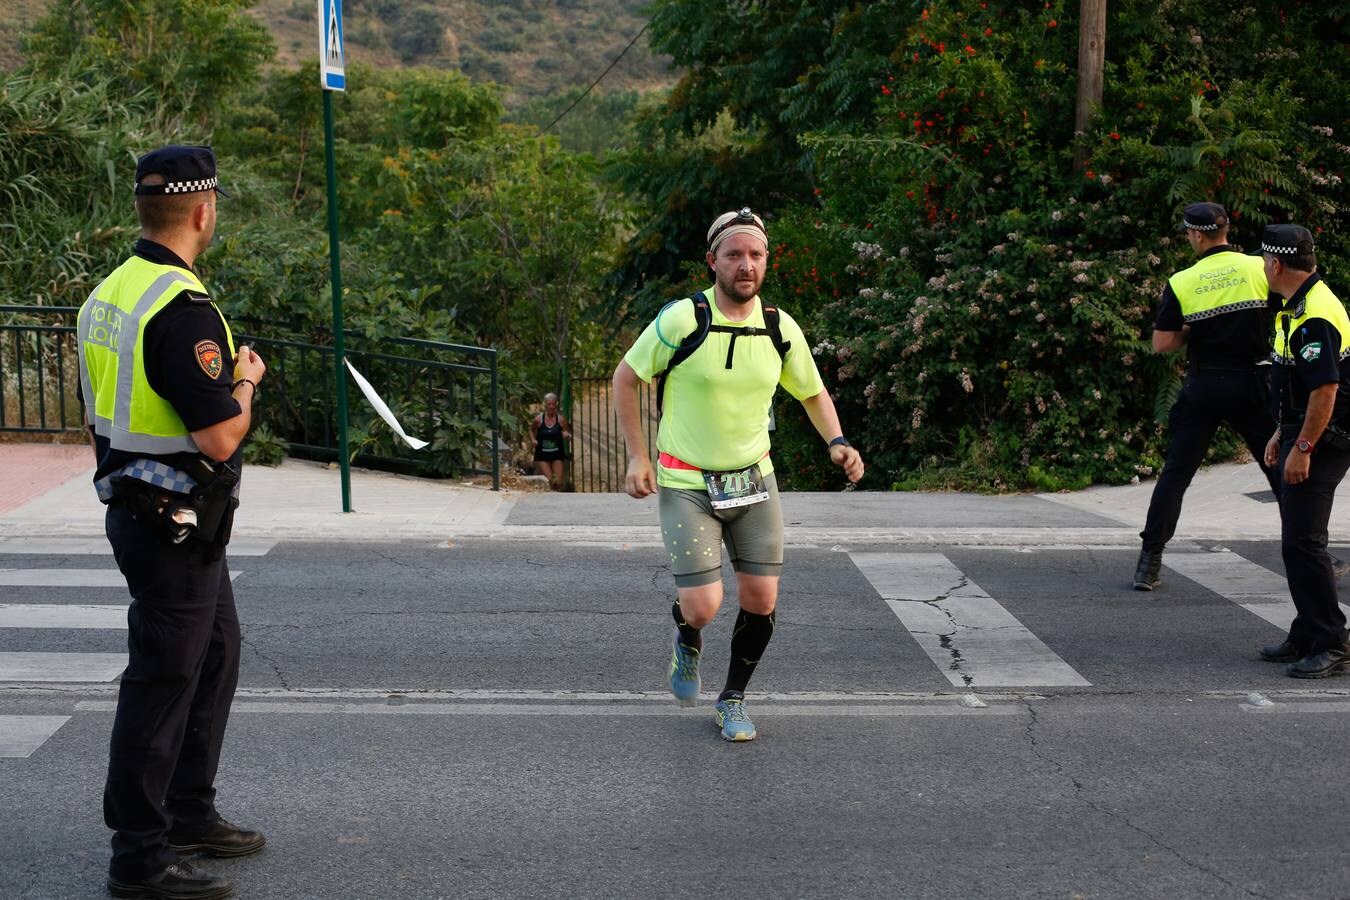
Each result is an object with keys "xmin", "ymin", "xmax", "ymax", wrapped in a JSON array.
[
  {"xmin": 185, "ymin": 291, "xmax": 212, "ymax": 304},
  {"xmin": 1300, "ymin": 342, "xmax": 1323, "ymax": 362},
  {"xmin": 194, "ymin": 340, "xmax": 224, "ymax": 379}
]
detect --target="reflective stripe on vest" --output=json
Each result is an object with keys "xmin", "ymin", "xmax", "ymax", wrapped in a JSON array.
[
  {"xmin": 1272, "ymin": 280, "xmax": 1350, "ymax": 364},
  {"xmin": 1168, "ymin": 251, "xmax": 1269, "ymax": 323},
  {"xmin": 77, "ymin": 256, "xmax": 235, "ymax": 455}
]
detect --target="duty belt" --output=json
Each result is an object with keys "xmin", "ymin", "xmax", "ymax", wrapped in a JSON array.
[{"xmin": 94, "ymin": 459, "xmax": 196, "ymax": 503}]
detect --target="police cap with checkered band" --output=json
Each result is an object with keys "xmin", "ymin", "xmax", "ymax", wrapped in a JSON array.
[
  {"xmin": 134, "ymin": 145, "xmax": 228, "ymax": 197},
  {"xmin": 1260, "ymin": 223, "xmax": 1315, "ymax": 259},
  {"xmin": 1181, "ymin": 201, "xmax": 1228, "ymax": 232}
]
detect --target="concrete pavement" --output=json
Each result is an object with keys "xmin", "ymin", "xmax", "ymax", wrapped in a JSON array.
[{"xmin": 0, "ymin": 441, "xmax": 1318, "ymax": 546}]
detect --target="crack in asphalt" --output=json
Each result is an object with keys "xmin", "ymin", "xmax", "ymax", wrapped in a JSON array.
[
  {"xmin": 239, "ymin": 624, "xmax": 290, "ymax": 690},
  {"xmin": 905, "ymin": 575, "xmax": 976, "ymax": 687},
  {"xmin": 1021, "ymin": 700, "xmax": 1269, "ymax": 899}
]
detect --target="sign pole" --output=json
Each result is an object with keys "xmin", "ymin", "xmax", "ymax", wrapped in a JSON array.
[
  {"xmin": 322, "ymin": 90, "xmax": 352, "ymax": 512},
  {"xmin": 319, "ymin": 0, "xmax": 351, "ymax": 512}
]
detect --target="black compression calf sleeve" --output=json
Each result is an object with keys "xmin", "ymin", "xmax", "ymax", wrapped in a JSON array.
[
  {"xmin": 672, "ymin": 599, "xmax": 702, "ymax": 652},
  {"xmin": 721, "ymin": 608, "xmax": 775, "ymax": 699}
]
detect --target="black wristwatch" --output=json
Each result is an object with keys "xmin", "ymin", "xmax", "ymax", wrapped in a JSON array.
[{"xmin": 828, "ymin": 436, "xmax": 851, "ymax": 449}]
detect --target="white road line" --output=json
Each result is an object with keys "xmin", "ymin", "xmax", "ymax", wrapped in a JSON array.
[
  {"xmin": 0, "ymin": 569, "xmax": 242, "ymax": 587},
  {"xmin": 0, "ymin": 604, "xmax": 127, "ymax": 629},
  {"xmin": 1163, "ymin": 552, "xmax": 1350, "ymax": 630},
  {"xmin": 0, "ymin": 537, "xmax": 276, "ymax": 556},
  {"xmin": 0, "ymin": 715, "xmax": 71, "ymax": 758},
  {"xmin": 74, "ymin": 700, "xmax": 1020, "ymax": 717},
  {"xmin": 0, "ymin": 652, "xmax": 125, "ymax": 682},
  {"xmin": 1240, "ymin": 702, "xmax": 1350, "ymax": 714},
  {"xmin": 850, "ymin": 552, "xmax": 1091, "ymax": 688}
]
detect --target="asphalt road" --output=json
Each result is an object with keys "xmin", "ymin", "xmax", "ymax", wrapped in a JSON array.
[{"xmin": 3, "ymin": 538, "xmax": 1349, "ymax": 899}]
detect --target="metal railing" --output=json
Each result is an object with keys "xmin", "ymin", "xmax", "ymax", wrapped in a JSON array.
[
  {"xmin": 566, "ymin": 373, "xmax": 657, "ymax": 492},
  {"xmin": 0, "ymin": 305, "xmax": 500, "ymax": 488},
  {"xmin": 0, "ymin": 305, "xmax": 81, "ymax": 434}
]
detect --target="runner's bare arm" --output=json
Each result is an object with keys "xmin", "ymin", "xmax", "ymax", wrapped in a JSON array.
[
  {"xmin": 799, "ymin": 390, "xmax": 864, "ymax": 483},
  {"xmin": 613, "ymin": 360, "xmax": 658, "ymax": 498}
]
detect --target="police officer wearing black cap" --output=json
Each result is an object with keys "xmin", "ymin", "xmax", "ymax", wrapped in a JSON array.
[
  {"xmin": 77, "ymin": 145, "xmax": 267, "ymax": 899},
  {"xmin": 1258, "ymin": 223, "xmax": 1350, "ymax": 678},
  {"xmin": 1134, "ymin": 202, "xmax": 1280, "ymax": 590}
]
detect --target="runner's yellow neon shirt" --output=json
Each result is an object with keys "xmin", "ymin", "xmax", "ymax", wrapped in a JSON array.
[{"xmin": 624, "ymin": 288, "xmax": 826, "ymax": 489}]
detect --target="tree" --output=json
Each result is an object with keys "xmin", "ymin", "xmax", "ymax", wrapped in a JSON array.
[{"xmin": 24, "ymin": 0, "xmax": 274, "ymax": 129}]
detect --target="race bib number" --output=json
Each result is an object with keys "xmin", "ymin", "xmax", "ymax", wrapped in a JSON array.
[{"xmin": 703, "ymin": 463, "xmax": 770, "ymax": 510}]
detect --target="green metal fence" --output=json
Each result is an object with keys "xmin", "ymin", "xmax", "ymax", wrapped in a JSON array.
[{"xmin": 0, "ymin": 305, "xmax": 501, "ymax": 488}]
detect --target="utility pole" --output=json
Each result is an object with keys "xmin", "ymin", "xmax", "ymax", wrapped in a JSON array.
[{"xmin": 1074, "ymin": 0, "xmax": 1107, "ymax": 171}]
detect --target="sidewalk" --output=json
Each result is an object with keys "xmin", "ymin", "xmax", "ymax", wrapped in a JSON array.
[{"xmin": 0, "ymin": 441, "xmax": 1332, "ymax": 546}]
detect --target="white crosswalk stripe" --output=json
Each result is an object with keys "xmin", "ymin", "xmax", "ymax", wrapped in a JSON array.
[
  {"xmin": 849, "ymin": 552, "xmax": 1091, "ymax": 688},
  {"xmin": 0, "ymin": 568, "xmax": 242, "ymax": 587},
  {"xmin": 0, "ymin": 715, "xmax": 71, "ymax": 758},
  {"xmin": 1163, "ymin": 551, "xmax": 1350, "ymax": 630},
  {"xmin": 0, "ymin": 604, "xmax": 128, "ymax": 629},
  {"xmin": 0, "ymin": 652, "xmax": 126, "ymax": 682},
  {"xmin": 0, "ymin": 537, "xmax": 276, "ymax": 556}
]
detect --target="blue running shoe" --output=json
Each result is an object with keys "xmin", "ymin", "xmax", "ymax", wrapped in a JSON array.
[
  {"xmin": 669, "ymin": 636, "xmax": 701, "ymax": 706},
  {"xmin": 714, "ymin": 697, "xmax": 757, "ymax": 742}
]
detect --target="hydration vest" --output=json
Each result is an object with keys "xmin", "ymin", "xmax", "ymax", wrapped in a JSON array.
[{"xmin": 653, "ymin": 293, "xmax": 791, "ymax": 412}]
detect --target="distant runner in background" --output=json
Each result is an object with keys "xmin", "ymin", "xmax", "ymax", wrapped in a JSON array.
[{"xmin": 531, "ymin": 392, "xmax": 571, "ymax": 489}]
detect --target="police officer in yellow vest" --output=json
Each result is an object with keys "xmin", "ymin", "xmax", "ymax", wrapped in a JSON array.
[
  {"xmin": 1134, "ymin": 202, "xmax": 1280, "ymax": 590},
  {"xmin": 1258, "ymin": 224, "xmax": 1350, "ymax": 678},
  {"xmin": 77, "ymin": 145, "xmax": 267, "ymax": 899}
]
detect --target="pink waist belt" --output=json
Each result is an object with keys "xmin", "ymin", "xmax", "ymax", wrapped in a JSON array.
[{"xmin": 658, "ymin": 451, "xmax": 769, "ymax": 472}]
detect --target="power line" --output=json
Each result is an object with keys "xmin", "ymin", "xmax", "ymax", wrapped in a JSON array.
[{"xmin": 545, "ymin": 23, "xmax": 649, "ymax": 133}]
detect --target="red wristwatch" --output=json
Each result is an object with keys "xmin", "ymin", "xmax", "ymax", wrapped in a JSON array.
[{"xmin": 1296, "ymin": 438, "xmax": 1315, "ymax": 453}]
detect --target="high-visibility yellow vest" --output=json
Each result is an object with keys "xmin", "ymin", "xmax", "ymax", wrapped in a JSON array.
[
  {"xmin": 77, "ymin": 255, "xmax": 235, "ymax": 455},
  {"xmin": 1168, "ymin": 250, "xmax": 1268, "ymax": 322},
  {"xmin": 1272, "ymin": 279, "xmax": 1350, "ymax": 364}
]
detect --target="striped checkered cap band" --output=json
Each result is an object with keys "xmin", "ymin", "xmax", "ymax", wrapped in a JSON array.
[
  {"xmin": 1262, "ymin": 242, "xmax": 1301, "ymax": 255},
  {"xmin": 135, "ymin": 177, "xmax": 218, "ymax": 195},
  {"xmin": 1185, "ymin": 221, "xmax": 1221, "ymax": 231}
]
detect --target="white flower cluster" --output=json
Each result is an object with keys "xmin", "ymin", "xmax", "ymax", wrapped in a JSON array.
[{"xmin": 853, "ymin": 241, "xmax": 885, "ymax": 261}]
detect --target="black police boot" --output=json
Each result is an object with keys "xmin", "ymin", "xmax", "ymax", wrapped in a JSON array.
[
  {"xmin": 1132, "ymin": 549, "xmax": 1162, "ymax": 591},
  {"xmin": 1259, "ymin": 639, "xmax": 1307, "ymax": 663},
  {"xmin": 1287, "ymin": 641, "xmax": 1350, "ymax": 679},
  {"xmin": 168, "ymin": 818, "xmax": 266, "ymax": 858},
  {"xmin": 106, "ymin": 861, "xmax": 233, "ymax": 899}
]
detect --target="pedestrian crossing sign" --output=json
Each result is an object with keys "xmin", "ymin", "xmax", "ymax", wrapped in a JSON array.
[{"xmin": 317, "ymin": 0, "xmax": 345, "ymax": 91}]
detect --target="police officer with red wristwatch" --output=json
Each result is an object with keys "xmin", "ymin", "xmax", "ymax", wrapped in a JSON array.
[{"xmin": 1259, "ymin": 224, "xmax": 1350, "ymax": 678}]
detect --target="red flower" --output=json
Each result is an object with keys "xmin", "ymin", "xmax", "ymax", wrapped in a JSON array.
[
  {"xmin": 881, "ymin": 86, "xmax": 892, "ymax": 95},
  {"xmin": 1047, "ymin": 19, "xmax": 1058, "ymax": 27},
  {"xmin": 1085, "ymin": 169, "xmax": 1096, "ymax": 179},
  {"xmin": 984, "ymin": 27, "xmax": 993, "ymax": 36},
  {"xmin": 965, "ymin": 45, "xmax": 976, "ymax": 55},
  {"xmin": 1110, "ymin": 131, "xmax": 1121, "ymax": 140}
]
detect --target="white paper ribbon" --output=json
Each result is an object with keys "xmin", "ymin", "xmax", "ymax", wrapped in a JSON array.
[{"xmin": 343, "ymin": 357, "xmax": 429, "ymax": 450}]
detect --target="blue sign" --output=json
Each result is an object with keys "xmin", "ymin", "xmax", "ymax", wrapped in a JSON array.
[{"xmin": 318, "ymin": 0, "xmax": 345, "ymax": 91}]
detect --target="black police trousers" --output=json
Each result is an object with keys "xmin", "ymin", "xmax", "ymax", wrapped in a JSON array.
[
  {"xmin": 103, "ymin": 501, "xmax": 241, "ymax": 881},
  {"xmin": 1277, "ymin": 436, "xmax": 1350, "ymax": 651},
  {"xmin": 1140, "ymin": 370, "xmax": 1279, "ymax": 552}
]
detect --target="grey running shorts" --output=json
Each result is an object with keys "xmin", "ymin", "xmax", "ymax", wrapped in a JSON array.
[{"xmin": 658, "ymin": 472, "xmax": 784, "ymax": 587}]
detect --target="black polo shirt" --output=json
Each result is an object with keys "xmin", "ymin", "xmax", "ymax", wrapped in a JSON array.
[
  {"xmin": 85, "ymin": 240, "xmax": 242, "ymax": 484},
  {"xmin": 1270, "ymin": 273, "xmax": 1350, "ymax": 427},
  {"xmin": 1154, "ymin": 245, "xmax": 1273, "ymax": 370}
]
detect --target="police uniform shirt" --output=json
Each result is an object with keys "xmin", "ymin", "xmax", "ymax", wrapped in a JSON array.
[
  {"xmin": 85, "ymin": 239, "xmax": 243, "ymax": 483},
  {"xmin": 1272, "ymin": 273, "xmax": 1350, "ymax": 427},
  {"xmin": 1153, "ymin": 245, "xmax": 1272, "ymax": 369}
]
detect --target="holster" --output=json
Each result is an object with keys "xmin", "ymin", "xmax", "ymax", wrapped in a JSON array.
[
  {"xmin": 182, "ymin": 458, "xmax": 240, "ymax": 547},
  {"xmin": 1322, "ymin": 422, "xmax": 1350, "ymax": 452}
]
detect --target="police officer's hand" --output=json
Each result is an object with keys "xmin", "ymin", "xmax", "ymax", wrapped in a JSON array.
[
  {"xmin": 830, "ymin": 443, "xmax": 865, "ymax": 483},
  {"xmin": 624, "ymin": 455, "xmax": 658, "ymax": 499},
  {"xmin": 1284, "ymin": 448, "xmax": 1312, "ymax": 485},
  {"xmin": 233, "ymin": 344, "xmax": 266, "ymax": 385},
  {"xmin": 1264, "ymin": 434, "xmax": 1281, "ymax": 469}
]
